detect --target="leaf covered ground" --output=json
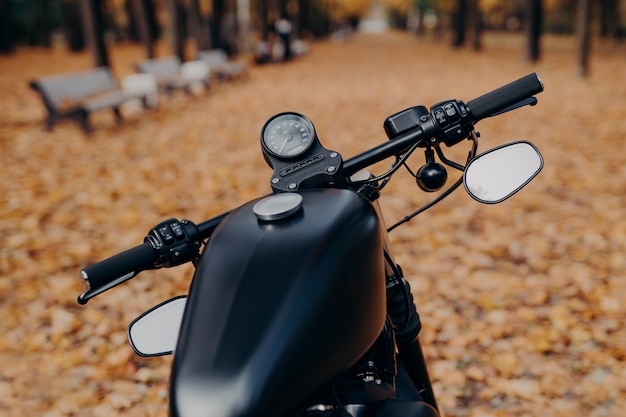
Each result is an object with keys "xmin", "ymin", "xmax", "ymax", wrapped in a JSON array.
[{"xmin": 0, "ymin": 31, "xmax": 624, "ymax": 417}]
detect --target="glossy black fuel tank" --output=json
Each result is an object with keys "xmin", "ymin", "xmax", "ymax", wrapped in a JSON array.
[{"xmin": 170, "ymin": 189, "xmax": 386, "ymax": 417}]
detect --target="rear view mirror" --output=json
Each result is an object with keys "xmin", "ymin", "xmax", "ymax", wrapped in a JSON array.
[
  {"xmin": 464, "ymin": 141, "xmax": 543, "ymax": 204},
  {"xmin": 128, "ymin": 296, "xmax": 187, "ymax": 357}
]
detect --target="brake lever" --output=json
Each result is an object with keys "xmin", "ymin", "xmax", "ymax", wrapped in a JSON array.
[{"xmin": 486, "ymin": 97, "xmax": 538, "ymax": 118}]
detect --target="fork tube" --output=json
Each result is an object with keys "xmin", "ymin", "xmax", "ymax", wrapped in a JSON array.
[{"xmin": 397, "ymin": 337, "xmax": 440, "ymax": 413}]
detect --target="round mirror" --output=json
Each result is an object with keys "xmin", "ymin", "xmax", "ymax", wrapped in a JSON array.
[
  {"xmin": 464, "ymin": 141, "xmax": 543, "ymax": 204},
  {"xmin": 128, "ymin": 296, "xmax": 187, "ymax": 356}
]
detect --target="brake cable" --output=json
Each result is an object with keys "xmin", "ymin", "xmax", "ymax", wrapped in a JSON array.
[
  {"xmin": 387, "ymin": 135, "xmax": 479, "ymax": 232},
  {"xmin": 350, "ymin": 142, "xmax": 422, "ymax": 191}
]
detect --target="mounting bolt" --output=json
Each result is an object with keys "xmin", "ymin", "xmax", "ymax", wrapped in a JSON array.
[
  {"xmin": 289, "ymin": 183, "xmax": 297, "ymax": 190},
  {"xmin": 272, "ymin": 178, "xmax": 280, "ymax": 184},
  {"xmin": 327, "ymin": 166, "xmax": 336, "ymax": 173},
  {"xmin": 420, "ymin": 116, "xmax": 428, "ymax": 122}
]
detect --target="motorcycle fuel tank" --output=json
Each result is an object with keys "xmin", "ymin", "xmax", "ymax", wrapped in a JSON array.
[{"xmin": 170, "ymin": 189, "xmax": 387, "ymax": 417}]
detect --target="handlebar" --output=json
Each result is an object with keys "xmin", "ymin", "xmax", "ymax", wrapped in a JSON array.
[
  {"xmin": 344, "ymin": 72, "xmax": 543, "ymax": 177},
  {"xmin": 77, "ymin": 218, "xmax": 205, "ymax": 304},
  {"xmin": 78, "ymin": 73, "xmax": 544, "ymax": 304}
]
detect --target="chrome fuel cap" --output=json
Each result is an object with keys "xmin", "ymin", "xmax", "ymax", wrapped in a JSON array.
[{"xmin": 253, "ymin": 193, "xmax": 303, "ymax": 221}]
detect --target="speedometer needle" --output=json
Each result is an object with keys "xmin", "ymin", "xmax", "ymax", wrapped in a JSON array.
[{"xmin": 279, "ymin": 132, "xmax": 293, "ymax": 154}]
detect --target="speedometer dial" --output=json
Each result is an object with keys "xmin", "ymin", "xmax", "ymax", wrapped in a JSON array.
[{"xmin": 262, "ymin": 113, "xmax": 316, "ymax": 159}]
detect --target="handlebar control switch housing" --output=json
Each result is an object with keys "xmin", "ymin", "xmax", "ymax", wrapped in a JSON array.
[
  {"xmin": 428, "ymin": 100, "xmax": 473, "ymax": 147},
  {"xmin": 145, "ymin": 218, "xmax": 202, "ymax": 268},
  {"xmin": 384, "ymin": 106, "xmax": 429, "ymax": 140},
  {"xmin": 383, "ymin": 101, "xmax": 473, "ymax": 148}
]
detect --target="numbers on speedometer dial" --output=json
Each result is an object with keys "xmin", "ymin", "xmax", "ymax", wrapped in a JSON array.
[{"xmin": 262, "ymin": 113, "xmax": 316, "ymax": 159}]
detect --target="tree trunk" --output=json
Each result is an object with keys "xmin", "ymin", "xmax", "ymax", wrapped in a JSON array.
[
  {"xmin": 599, "ymin": 0, "xmax": 619, "ymax": 38},
  {"xmin": 29, "ymin": 0, "xmax": 52, "ymax": 47},
  {"xmin": 210, "ymin": 0, "xmax": 225, "ymax": 50},
  {"xmin": 188, "ymin": 0, "xmax": 212, "ymax": 52},
  {"xmin": 168, "ymin": 0, "xmax": 185, "ymax": 61},
  {"xmin": 452, "ymin": 0, "xmax": 466, "ymax": 48},
  {"xmin": 62, "ymin": 0, "xmax": 85, "ymax": 51},
  {"xmin": 258, "ymin": 0, "xmax": 270, "ymax": 41},
  {"xmin": 468, "ymin": 0, "xmax": 482, "ymax": 51},
  {"xmin": 131, "ymin": 0, "xmax": 155, "ymax": 58},
  {"xmin": 78, "ymin": 0, "xmax": 110, "ymax": 67},
  {"xmin": 577, "ymin": 0, "xmax": 592, "ymax": 76},
  {"xmin": 0, "ymin": 0, "xmax": 14, "ymax": 53},
  {"xmin": 525, "ymin": 0, "xmax": 542, "ymax": 62},
  {"xmin": 42, "ymin": 0, "xmax": 52, "ymax": 47},
  {"xmin": 297, "ymin": 0, "xmax": 309, "ymax": 38},
  {"xmin": 279, "ymin": 0, "xmax": 289, "ymax": 19},
  {"xmin": 236, "ymin": 0, "xmax": 251, "ymax": 52}
]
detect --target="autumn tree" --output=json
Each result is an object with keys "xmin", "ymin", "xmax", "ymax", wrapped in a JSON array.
[
  {"xmin": 257, "ymin": 0, "xmax": 270, "ymax": 40},
  {"xmin": 210, "ymin": 0, "xmax": 226, "ymax": 51},
  {"xmin": 62, "ymin": 0, "xmax": 85, "ymax": 51},
  {"xmin": 79, "ymin": 0, "xmax": 110, "ymax": 67},
  {"xmin": 296, "ymin": 0, "xmax": 309, "ymax": 37},
  {"xmin": 599, "ymin": 0, "xmax": 620, "ymax": 38},
  {"xmin": 468, "ymin": 0, "xmax": 482, "ymax": 50},
  {"xmin": 525, "ymin": 0, "xmax": 543, "ymax": 62},
  {"xmin": 187, "ymin": 0, "xmax": 212, "ymax": 51},
  {"xmin": 168, "ymin": 0, "xmax": 185, "ymax": 61},
  {"xmin": 129, "ymin": 0, "xmax": 155, "ymax": 58},
  {"xmin": 0, "ymin": 0, "xmax": 13, "ymax": 53},
  {"xmin": 452, "ymin": 0, "xmax": 466, "ymax": 47},
  {"xmin": 576, "ymin": 0, "xmax": 592, "ymax": 76}
]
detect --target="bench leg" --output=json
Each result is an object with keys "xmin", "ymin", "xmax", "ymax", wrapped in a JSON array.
[
  {"xmin": 113, "ymin": 107, "xmax": 123, "ymax": 123},
  {"xmin": 45, "ymin": 114, "xmax": 58, "ymax": 131},
  {"xmin": 74, "ymin": 110, "xmax": 92, "ymax": 134},
  {"xmin": 141, "ymin": 95, "xmax": 151, "ymax": 109}
]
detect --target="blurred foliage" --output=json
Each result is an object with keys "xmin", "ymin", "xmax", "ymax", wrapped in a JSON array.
[
  {"xmin": 3, "ymin": 0, "xmax": 64, "ymax": 46},
  {"xmin": 2, "ymin": 0, "xmax": 625, "ymax": 50},
  {"xmin": 330, "ymin": 0, "xmax": 373, "ymax": 21}
]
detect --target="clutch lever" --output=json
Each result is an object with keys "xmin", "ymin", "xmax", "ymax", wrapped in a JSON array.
[{"xmin": 486, "ymin": 97, "xmax": 538, "ymax": 118}]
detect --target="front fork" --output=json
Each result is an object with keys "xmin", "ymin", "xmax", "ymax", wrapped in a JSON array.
[
  {"xmin": 371, "ymin": 199, "xmax": 440, "ymax": 414},
  {"xmin": 397, "ymin": 337, "xmax": 439, "ymax": 413},
  {"xmin": 386, "ymin": 270, "xmax": 439, "ymax": 413}
]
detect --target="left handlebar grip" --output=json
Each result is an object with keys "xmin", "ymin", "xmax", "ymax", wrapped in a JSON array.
[{"xmin": 77, "ymin": 242, "xmax": 157, "ymax": 305}]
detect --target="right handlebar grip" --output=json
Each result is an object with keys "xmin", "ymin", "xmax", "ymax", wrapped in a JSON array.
[
  {"xmin": 467, "ymin": 73, "xmax": 544, "ymax": 122},
  {"xmin": 77, "ymin": 242, "xmax": 157, "ymax": 304}
]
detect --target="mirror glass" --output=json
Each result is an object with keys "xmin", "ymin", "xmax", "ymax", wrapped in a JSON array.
[
  {"xmin": 128, "ymin": 296, "xmax": 187, "ymax": 356},
  {"xmin": 464, "ymin": 141, "xmax": 543, "ymax": 204}
]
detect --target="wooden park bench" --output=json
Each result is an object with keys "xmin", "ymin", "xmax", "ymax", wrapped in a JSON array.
[
  {"xmin": 29, "ymin": 67, "xmax": 149, "ymax": 133},
  {"xmin": 196, "ymin": 49, "xmax": 248, "ymax": 81},
  {"xmin": 136, "ymin": 56, "xmax": 210, "ymax": 96}
]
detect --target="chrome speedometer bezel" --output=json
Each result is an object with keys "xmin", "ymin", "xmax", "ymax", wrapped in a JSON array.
[{"xmin": 261, "ymin": 112, "xmax": 316, "ymax": 160}]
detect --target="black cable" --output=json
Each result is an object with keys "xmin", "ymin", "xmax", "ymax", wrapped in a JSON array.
[
  {"xmin": 384, "ymin": 250, "xmax": 411, "ymax": 330},
  {"xmin": 386, "ymin": 176, "xmax": 464, "ymax": 232}
]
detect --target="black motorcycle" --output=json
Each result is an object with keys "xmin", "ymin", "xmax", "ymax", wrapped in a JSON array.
[{"xmin": 78, "ymin": 73, "xmax": 545, "ymax": 417}]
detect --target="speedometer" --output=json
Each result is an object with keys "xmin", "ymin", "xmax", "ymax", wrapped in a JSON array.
[{"xmin": 261, "ymin": 113, "xmax": 316, "ymax": 159}]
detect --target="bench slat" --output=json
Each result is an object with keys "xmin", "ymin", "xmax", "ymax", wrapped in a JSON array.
[
  {"xmin": 136, "ymin": 56, "xmax": 211, "ymax": 96},
  {"xmin": 196, "ymin": 49, "xmax": 248, "ymax": 80},
  {"xmin": 82, "ymin": 91, "xmax": 140, "ymax": 112},
  {"xmin": 33, "ymin": 68, "xmax": 118, "ymax": 108}
]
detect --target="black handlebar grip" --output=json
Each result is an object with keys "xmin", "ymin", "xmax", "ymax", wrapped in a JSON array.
[
  {"xmin": 77, "ymin": 242, "xmax": 157, "ymax": 304},
  {"xmin": 467, "ymin": 73, "xmax": 544, "ymax": 122}
]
